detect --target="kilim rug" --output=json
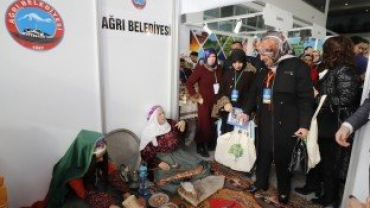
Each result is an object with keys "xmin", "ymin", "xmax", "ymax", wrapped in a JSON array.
[{"xmin": 170, "ymin": 161, "xmax": 323, "ymax": 208}]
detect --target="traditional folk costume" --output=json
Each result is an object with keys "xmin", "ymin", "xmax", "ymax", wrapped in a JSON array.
[{"xmin": 140, "ymin": 106, "xmax": 210, "ymax": 193}]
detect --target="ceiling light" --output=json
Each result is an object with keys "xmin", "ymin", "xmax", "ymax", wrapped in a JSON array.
[
  {"xmin": 203, "ymin": 23, "xmax": 212, "ymax": 34},
  {"xmin": 233, "ymin": 19, "xmax": 243, "ymax": 34},
  {"xmin": 344, "ymin": 3, "xmax": 348, "ymax": 6}
]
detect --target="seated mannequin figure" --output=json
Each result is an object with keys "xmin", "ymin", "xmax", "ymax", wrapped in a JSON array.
[
  {"xmin": 140, "ymin": 105, "xmax": 210, "ymax": 193},
  {"xmin": 45, "ymin": 130, "xmax": 129, "ymax": 208}
]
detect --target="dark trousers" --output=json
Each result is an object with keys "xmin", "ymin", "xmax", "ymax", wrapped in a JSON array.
[
  {"xmin": 319, "ymin": 137, "xmax": 339, "ymax": 201},
  {"xmin": 254, "ymin": 107, "xmax": 294, "ymax": 196},
  {"xmin": 305, "ymin": 164, "xmax": 322, "ymax": 189},
  {"xmin": 254, "ymin": 139, "xmax": 294, "ymax": 195}
]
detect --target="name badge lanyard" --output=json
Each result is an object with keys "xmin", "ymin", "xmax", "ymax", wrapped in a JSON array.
[
  {"xmin": 234, "ymin": 70, "xmax": 244, "ymax": 89},
  {"xmin": 231, "ymin": 71, "xmax": 244, "ymax": 102},
  {"xmin": 265, "ymin": 70, "xmax": 275, "ymax": 88},
  {"xmin": 213, "ymin": 71, "xmax": 220, "ymax": 94},
  {"xmin": 214, "ymin": 71, "xmax": 218, "ymax": 84},
  {"xmin": 263, "ymin": 70, "xmax": 275, "ymax": 110}
]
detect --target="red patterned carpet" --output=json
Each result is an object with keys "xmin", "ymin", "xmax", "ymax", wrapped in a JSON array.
[{"xmin": 171, "ymin": 161, "xmax": 323, "ymax": 208}]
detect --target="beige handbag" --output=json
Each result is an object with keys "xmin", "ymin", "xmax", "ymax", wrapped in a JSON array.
[{"xmin": 306, "ymin": 94, "xmax": 327, "ymax": 171}]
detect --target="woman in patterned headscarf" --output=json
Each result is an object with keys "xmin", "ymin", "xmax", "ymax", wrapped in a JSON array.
[{"xmin": 243, "ymin": 31, "xmax": 313, "ymax": 204}]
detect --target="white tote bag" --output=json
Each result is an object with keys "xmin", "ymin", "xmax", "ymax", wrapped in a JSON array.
[
  {"xmin": 215, "ymin": 125, "xmax": 256, "ymax": 172},
  {"xmin": 306, "ymin": 94, "xmax": 327, "ymax": 171}
]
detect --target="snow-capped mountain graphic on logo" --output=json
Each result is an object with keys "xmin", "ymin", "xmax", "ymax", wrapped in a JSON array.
[
  {"xmin": 15, "ymin": 9, "xmax": 56, "ymax": 38},
  {"xmin": 18, "ymin": 13, "xmax": 53, "ymax": 23}
]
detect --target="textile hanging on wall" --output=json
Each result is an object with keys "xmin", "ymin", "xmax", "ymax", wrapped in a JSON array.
[
  {"xmin": 287, "ymin": 37, "xmax": 324, "ymax": 56},
  {"xmin": 189, "ymin": 30, "xmax": 249, "ymax": 64}
]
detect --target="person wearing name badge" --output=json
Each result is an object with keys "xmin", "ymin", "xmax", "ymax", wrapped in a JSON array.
[
  {"xmin": 185, "ymin": 48, "xmax": 222, "ymax": 158},
  {"xmin": 214, "ymin": 49, "xmax": 256, "ymax": 134},
  {"xmin": 222, "ymin": 41, "xmax": 243, "ymax": 75},
  {"xmin": 242, "ymin": 31, "xmax": 314, "ymax": 204}
]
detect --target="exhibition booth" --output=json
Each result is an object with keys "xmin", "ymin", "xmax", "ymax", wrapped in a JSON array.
[{"xmin": 0, "ymin": 0, "xmax": 369, "ymax": 207}]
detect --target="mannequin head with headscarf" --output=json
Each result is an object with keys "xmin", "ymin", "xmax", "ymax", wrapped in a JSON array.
[
  {"xmin": 46, "ymin": 130, "xmax": 110, "ymax": 208},
  {"xmin": 94, "ymin": 138, "xmax": 107, "ymax": 162},
  {"xmin": 84, "ymin": 137, "xmax": 109, "ymax": 187},
  {"xmin": 203, "ymin": 48, "xmax": 218, "ymax": 70},
  {"xmin": 258, "ymin": 31, "xmax": 290, "ymax": 67},
  {"xmin": 140, "ymin": 105, "xmax": 171, "ymax": 151}
]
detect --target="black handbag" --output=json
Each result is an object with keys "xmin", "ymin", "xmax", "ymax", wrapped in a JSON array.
[{"xmin": 288, "ymin": 138, "xmax": 308, "ymax": 174}]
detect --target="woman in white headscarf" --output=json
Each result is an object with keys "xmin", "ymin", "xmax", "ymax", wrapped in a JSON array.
[{"xmin": 140, "ymin": 105, "xmax": 210, "ymax": 193}]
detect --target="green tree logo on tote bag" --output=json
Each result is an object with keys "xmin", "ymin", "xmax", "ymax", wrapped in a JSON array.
[{"xmin": 228, "ymin": 144, "xmax": 244, "ymax": 161}]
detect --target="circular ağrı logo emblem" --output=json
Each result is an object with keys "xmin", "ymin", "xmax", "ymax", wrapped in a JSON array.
[
  {"xmin": 5, "ymin": 0, "xmax": 64, "ymax": 51},
  {"xmin": 132, "ymin": 0, "xmax": 146, "ymax": 10}
]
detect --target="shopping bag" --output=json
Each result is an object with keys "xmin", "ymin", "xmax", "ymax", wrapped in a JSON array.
[
  {"xmin": 215, "ymin": 126, "xmax": 256, "ymax": 172},
  {"xmin": 288, "ymin": 138, "xmax": 308, "ymax": 174},
  {"xmin": 306, "ymin": 95, "xmax": 327, "ymax": 171}
]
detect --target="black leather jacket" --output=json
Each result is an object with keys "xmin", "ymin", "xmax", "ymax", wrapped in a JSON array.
[
  {"xmin": 316, "ymin": 65, "xmax": 358, "ymax": 180},
  {"xmin": 317, "ymin": 65, "xmax": 359, "ymax": 119}
]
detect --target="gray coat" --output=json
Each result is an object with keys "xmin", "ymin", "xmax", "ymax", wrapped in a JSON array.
[{"xmin": 346, "ymin": 92, "xmax": 370, "ymax": 132}]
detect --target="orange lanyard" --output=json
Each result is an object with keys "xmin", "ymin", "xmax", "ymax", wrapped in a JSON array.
[{"xmin": 264, "ymin": 70, "xmax": 275, "ymax": 88}]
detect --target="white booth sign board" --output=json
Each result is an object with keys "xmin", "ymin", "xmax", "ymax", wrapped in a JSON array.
[
  {"xmin": 263, "ymin": 3, "xmax": 293, "ymax": 32},
  {"xmin": 100, "ymin": 9, "xmax": 171, "ymax": 38},
  {"xmin": 99, "ymin": 0, "xmax": 174, "ymax": 135}
]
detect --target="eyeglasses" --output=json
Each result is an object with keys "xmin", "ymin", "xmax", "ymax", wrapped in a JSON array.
[{"xmin": 258, "ymin": 49, "xmax": 274, "ymax": 57}]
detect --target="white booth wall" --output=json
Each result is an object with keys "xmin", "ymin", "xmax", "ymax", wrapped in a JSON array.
[
  {"xmin": 98, "ymin": 0, "xmax": 176, "ymax": 134},
  {"xmin": 0, "ymin": 0, "xmax": 102, "ymax": 207},
  {"xmin": 1, "ymin": 0, "xmax": 368, "ymax": 206}
]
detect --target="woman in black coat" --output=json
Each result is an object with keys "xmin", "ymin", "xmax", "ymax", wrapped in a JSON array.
[
  {"xmin": 311, "ymin": 36, "xmax": 359, "ymax": 207},
  {"xmin": 215, "ymin": 49, "xmax": 256, "ymax": 134},
  {"xmin": 243, "ymin": 31, "xmax": 314, "ymax": 204}
]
